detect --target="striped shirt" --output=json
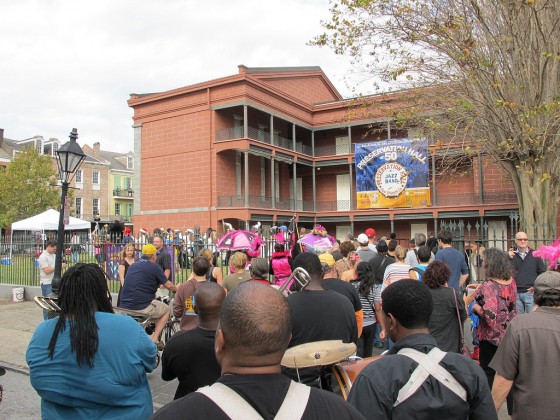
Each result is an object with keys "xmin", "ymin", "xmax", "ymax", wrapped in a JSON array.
[{"xmin": 382, "ymin": 263, "xmax": 412, "ymax": 291}]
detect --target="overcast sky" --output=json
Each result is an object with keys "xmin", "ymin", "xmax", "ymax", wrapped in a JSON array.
[{"xmin": 0, "ymin": 0, "xmax": 372, "ymax": 153}]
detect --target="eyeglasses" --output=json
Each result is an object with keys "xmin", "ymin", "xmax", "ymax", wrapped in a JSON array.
[{"xmin": 516, "ymin": 238, "xmax": 529, "ymax": 241}]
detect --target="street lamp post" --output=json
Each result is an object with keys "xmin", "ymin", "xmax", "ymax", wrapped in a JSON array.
[{"xmin": 51, "ymin": 128, "xmax": 86, "ymax": 295}]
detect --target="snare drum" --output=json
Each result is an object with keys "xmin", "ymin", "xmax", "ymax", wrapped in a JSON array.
[{"xmin": 331, "ymin": 356, "xmax": 381, "ymax": 400}]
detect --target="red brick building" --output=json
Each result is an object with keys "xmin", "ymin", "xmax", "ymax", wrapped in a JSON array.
[{"xmin": 128, "ymin": 66, "xmax": 519, "ymax": 242}]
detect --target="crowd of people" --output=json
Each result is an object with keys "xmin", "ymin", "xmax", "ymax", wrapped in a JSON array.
[{"xmin": 29, "ymin": 225, "xmax": 560, "ymax": 419}]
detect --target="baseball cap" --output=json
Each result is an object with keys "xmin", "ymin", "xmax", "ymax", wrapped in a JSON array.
[
  {"xmin": 365, "ymin": 228, "xmax": 376, "ymax": 238},
  {"xmin": 534, "ymin": 271, "xmax": 560, "ymax": 295},
  {"xmin": 142, "ymin": 244, "xmax": 157, "ymax": 255},
  {"xmin": 318, "ymin": 253, "xmax": 335, "ymax": 267},
  {"xmin": 140, "ymin": 227, "xmax": 148, "ymax": 234},
  {"xmin": 357, "ymin": 233, "xmax": 369, "ymax": 245},
  {"xmin": 377, "ymin": 240, "xmax": 388, "ymax": 253}
]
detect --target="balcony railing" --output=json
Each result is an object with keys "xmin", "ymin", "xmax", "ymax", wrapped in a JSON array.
[
  {"xmin": 73, "ymin": 213, "xmax": 134, "ymax": 223},
  {"xmin": 217, "ymin": 191, "xmax": 517, "ymax": 212},
  {"xmin": 216, "ymin": 126, "xmax": 312, "ymax": 156},
  {"xmin": 113, "ymin": 188, "xmax": 134, "ymax": 198}
]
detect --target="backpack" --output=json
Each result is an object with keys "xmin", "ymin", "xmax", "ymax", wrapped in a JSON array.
[{"xmin": 409, "ymin": 266, "xmax": 426, "ymax": 281}]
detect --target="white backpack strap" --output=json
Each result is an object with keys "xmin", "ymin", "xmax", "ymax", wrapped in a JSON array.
[
  {"xmin": 197, "ymin": 383, "xmax": 263, "ymax": 420},
  {"xmin": 275, "ymin": 380, "xmax": 311, "ymax": 420},
  {"xmin": 197, "ymin": 380, "xmax": 311, "ymax": 420},
  {"xmin": 395, "ymin": 347, "xmax": 467, "ymax": 406}
]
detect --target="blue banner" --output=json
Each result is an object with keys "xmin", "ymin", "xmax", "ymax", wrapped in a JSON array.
[{"xmin": 355, "ymin": 138, "xmax": 431, "ymax": 208}]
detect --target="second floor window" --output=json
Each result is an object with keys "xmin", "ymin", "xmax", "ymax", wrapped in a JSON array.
[
  {"xmin": 92, "ymin": 172, "xmax": 99, "ymax": 185},
  {"xmin": 115, "ymin": 203, "xmax": 121, "ymax": 215},
  {"xmin": 92, "ymin": 198, "xmax": 99, "ymax": 217},
  {"xmin": 75, "ymin": 197, "xmax": 82, "ymax": 217},
  {"xmin": 75, "ymin": 170, "xmax": 82, "ymax": 183}
]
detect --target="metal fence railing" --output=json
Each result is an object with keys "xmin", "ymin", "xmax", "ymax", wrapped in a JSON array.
[{"xmin": 0, "ymin": 233, "xmax": 295, "ymax": 292}]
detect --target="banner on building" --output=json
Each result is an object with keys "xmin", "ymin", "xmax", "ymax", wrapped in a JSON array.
[{"xmin": 355, "ymin": 138, "xmax": 431, "ymax": 209}]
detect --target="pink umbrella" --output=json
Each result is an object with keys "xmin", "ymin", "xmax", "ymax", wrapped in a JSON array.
[{"xmin": 216, "ymin": 230, "xmax": 262, "ymax": 251}]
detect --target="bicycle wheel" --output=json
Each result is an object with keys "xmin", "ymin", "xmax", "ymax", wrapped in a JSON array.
[{"xmin": 163, "ymin": 319, "xmax": 181, "ymax": 344}]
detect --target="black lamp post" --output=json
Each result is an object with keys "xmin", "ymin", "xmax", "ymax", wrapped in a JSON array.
[{"xmin": 51, "ymin": 128, "xmax": 86, "ymax": 295}]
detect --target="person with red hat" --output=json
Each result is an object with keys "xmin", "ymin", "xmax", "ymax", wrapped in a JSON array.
[
  {"xmin": 365, "ymin": 228, "xmax": 377, "ymax": 252},
  {"xmin": 122, "ymin": 227, "xmax": 134, "ymax": 245}
]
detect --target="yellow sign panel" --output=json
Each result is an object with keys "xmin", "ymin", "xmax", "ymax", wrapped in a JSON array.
[{"xmin": 357, "ymin": 188, "xmax": 431, "ymax": 209}]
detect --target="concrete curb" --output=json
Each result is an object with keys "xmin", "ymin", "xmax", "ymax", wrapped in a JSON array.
[{"xmin": 0, "ymin": 361, "xmax": 30, "ymax": 376}]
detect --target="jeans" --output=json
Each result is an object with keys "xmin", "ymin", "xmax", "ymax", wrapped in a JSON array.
[
  {"xmin": 373, "ymin": 323, "xmax": 383, "ymax": 346},
  {"xmin": 40, "ymin": 283, "xmax": 52, "ymax": 321},
  {"xmin": 516, "ymin": 291, "xmax": 534, "ymax": 314}
]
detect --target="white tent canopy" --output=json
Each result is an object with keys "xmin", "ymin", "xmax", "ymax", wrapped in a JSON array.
[{"xmin": 11, "ymin": 209, "xmax": 90, "ymax": 232}]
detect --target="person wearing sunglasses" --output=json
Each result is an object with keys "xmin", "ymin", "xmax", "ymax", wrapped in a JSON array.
[{"xmin": 509, "ymin": 232, "xmax": 546, "ymax": 314}]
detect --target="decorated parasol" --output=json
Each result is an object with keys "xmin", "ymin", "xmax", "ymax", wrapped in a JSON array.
[{"xmin": 298, "ymin": 225, "xmax": 335, "ymax": 252}]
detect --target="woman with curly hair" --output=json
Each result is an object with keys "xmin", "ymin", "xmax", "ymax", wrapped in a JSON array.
[
  {"xmin": 472, "ymin": 248, "xmax": 517, "ymax": 390},
  {"xmin": 27, "ymin": 263, "xmax": 156, "ymax": 419},
  {"xmin": 334, "ymin": 240, "xmax": 356, "ymax": 278},
  {"xmin": 423, "ymin": 260, "xmax": 467, "ymax": 352}
]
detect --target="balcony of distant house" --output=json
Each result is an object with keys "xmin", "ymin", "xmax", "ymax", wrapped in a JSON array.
[
  {"xmin": 74, "ymin": 213, "xmax": 134, "ymax": 224},
  {"xmin": 113, "ymin": 188, "xmax": 134, "ymax": 199}
]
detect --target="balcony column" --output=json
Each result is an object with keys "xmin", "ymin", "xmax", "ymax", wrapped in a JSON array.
[
  {"xmin": 348, "ymin": 126, "xmax": 352, "ymax": 153},
  {"xmin": 292, "ymin": 124, "xmax": 296, "ymax": 152},
  {"xmin": 390, "ymin": 219, "xmax": 395, "ymax": 233},
  {"xmin": 431, "ymin": 149, "xmax": 437, "ymax": 206},
  {"xmin": 387, "ymin": 121, "xmax": 391, "ymax": 139},
  {"xmin": 243, "ymin": 105, "xmax": 248, "ymax": 138},
  {"xmin": 348, "ymin": 164, "xmax": 354, "ymax": 210},
  {"xmin": 312, "ymin": 164, "xmax": 317, "ymax": 212},
  {"xmin": 244, "ymin": 151, "xmax": 249, "ymax": 207},
  {"xmin": 270, "ymin": 115, "xmax": 274, "ymax": 146},
  {"xmin": 311, "ymin": 131, "xmax": 315, "ymax": 157},
  {"xmin": 271, "ymin": 157, "xmax": 276, "ymax": 210},
  {"xmin": 292, "ymin": 162, "xmax": 297, "ymax": 211},
  {"xmin": 478, "ymin": 153, "xmax": 484, "ymax": 204},
  {"xmin": 433, "ymin": 217, "xmax": 438, "ymax": 236}
]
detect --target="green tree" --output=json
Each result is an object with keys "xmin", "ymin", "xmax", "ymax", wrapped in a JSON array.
[
  {"xmin": 0, "ymin": 147, "xmax": 60, "ymax": 228},
  {"xmin": 313, "ymin": 0, "xmax": 560, "ymax": 238}
]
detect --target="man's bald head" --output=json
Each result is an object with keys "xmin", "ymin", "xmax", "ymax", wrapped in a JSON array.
[
  {"xmin": 194, "ymin": 282, "xmax": 226, "ymax": 320},
  {"xmin": 219, "ymin": 282, "xmax": 291, "ymax": 361}
]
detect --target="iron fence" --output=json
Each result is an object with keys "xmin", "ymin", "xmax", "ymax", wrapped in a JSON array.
[{"xmin": 0, "ymin": 233, "xmax": 292, "ymax": 292}]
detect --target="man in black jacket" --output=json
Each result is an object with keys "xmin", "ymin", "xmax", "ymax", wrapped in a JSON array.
[
  {"xmin": 348, "ymin": 280, "xmax": 497, "ymax": 420},
  {"xmin": 508, "ymin": 231, "xmax": 546, "ymax": 314}
]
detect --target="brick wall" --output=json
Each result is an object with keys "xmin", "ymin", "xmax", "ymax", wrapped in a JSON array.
[{"xmin": 262, "ymin": 76, "xmax": 339, "ymax": 105}]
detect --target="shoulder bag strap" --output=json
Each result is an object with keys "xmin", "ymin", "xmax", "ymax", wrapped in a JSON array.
[
  {"xmin": 275, "ymin": 381, "xmax": 311, "ymax": 420},
  {"xmin": 395, "ymin": 347, "xmax": 467, "ymax": 406},
  {"xmin": 197, "ymin": 383, "xmax": 262, "ymax": 420},
  {"xmin": 452, "ymin": 289, "xmax": 466, "ymax": 348},
  {"xmin": 197, "ymin": 380, "xmax": 311, "ymax": 420}
]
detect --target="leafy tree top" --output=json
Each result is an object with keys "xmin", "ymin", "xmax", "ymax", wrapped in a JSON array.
[{"xmin": 0, "ymin": 147, "xmax": 60, "ymax": 229}]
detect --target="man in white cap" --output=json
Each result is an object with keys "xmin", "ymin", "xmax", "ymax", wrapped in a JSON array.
[
  {"xmin": 356, "ymin": 233, "xmax": 376, "ymax": 262},
  {"xmin": 490, "ymin": 271, "xmax": 560, "ymax": 419}
]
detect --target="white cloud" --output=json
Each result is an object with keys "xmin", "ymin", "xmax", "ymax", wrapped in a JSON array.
[{"xmin": 0, "ymin": 0, "xmax": 372, "ymax": 153}]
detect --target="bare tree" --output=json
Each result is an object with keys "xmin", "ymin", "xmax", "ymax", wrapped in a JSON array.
[{"xmin": 313, "ymin": 0, "xmax": 560, "ymax": 238}]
